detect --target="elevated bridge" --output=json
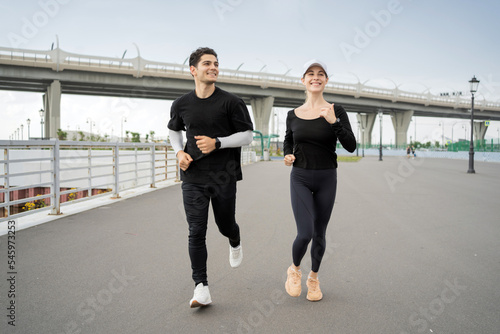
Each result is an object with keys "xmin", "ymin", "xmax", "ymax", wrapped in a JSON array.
[{"xmin": 1, "ymin": 45, "xmax": 499, "ymax": 146}]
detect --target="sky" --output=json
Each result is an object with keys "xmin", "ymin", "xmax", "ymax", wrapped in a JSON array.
[{"xmin": 1, "ymin": 0, "xmax": 500, "ymax": 144}]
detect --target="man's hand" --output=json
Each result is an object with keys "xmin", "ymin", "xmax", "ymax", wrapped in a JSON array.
[
  {"xmin": 284, "ymin": 154, "xmax": 296, "ymax": 166},
  {"xmin": 195, "ymin": 135, "xmax": 216, "ymax": 154},
  {"xmin": 319, "ymin": 103, "xmax": 337, "ymax": 124},
  {"xmin": 176, "ymin": 150, "xmax": 193, "ymax": 171}
]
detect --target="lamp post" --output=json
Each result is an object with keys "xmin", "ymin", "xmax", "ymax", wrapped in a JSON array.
[
  {"xmin": 414, "ymin": 117, "xmax": 417, "ymax": 143},
  {"xmin": 362, "ymin": 128, "xmax": 365, "ymax": 157},
  {"xmin": 378, "ymin": 110, "xmax": 383, "ymax": 161},
  {"xmin": 438, "ymin": 121, "xmax": 445, "ymax": 148},
  {"xmin": 121, "ymin": 117, "xmax": 127, "ymax": 142},
  {"xmin": 467, "ymin": 76, "xmax": 480, "ymax": 174},
  {"xmin": 451, "ymin": 121, "xmax": 459, "ymax": 150},
  {"xmin": 86, "ymin": 118, "xmax": 95, "ymax": 140},
  {"xmin": 27, "ymin": 118, "xmax": 31, "ymax": 139},
  {"xmin": 20, "ymin": 124, "xmax": 24, "ymax": 140},
  {"xmin": 356, "ymin": 120, "xmax": 360, "ymax": 156},
  {"xmin": 497, "ymin": 128, "xmax": 499, "ymax": 151},
  {"xmin": 39, "ymin": 109, "xmax": 45, "ymax": 139}
]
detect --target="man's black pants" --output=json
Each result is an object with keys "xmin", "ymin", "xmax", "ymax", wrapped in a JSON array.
[{"xmin": 182, "ymin": 181, "xmax": 240, "ymax": 286}]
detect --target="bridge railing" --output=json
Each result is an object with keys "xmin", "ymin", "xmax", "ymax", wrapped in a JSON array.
[
  {"xmin": 0, "ymin": 140, "xmax": 178, "ymax": 222},
  {"xmin": 1, "ymin": 46, "xmax": 500, "ymax": 111}
]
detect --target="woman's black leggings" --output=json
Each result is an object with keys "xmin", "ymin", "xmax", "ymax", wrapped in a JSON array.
[{"xmin": 290, "ymin": 167, "xmax": 337, "ymax": 273}]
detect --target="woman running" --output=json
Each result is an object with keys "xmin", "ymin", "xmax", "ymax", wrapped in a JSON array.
[{"xmin": 283, "ymin": 59, "xmax": 356, "ymax": 301}]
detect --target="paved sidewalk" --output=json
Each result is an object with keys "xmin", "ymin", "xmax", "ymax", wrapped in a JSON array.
[{"xmin": 1, "ymin": 157, "xmax": 499, "ymax": 334}]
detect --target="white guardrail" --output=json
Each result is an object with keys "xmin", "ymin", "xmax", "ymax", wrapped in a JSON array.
[
  {"xmin": 0, "ymin": 140, "xmax": 256, "ymax": 222},
  {"xmin": 0, "ymin": 140, "xmax": 178, "ymax": 222},
  {"xmin": 1, "ymin": 46, "xmax": 500, "ymax": 111}
]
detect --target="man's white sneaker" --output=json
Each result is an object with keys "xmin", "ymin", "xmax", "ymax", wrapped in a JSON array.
[
  {"xmin": 230, "ymin": 244, "xmax": 243, "ymax": 268},
  {"xmin": 189, "ymin": 283, "xmax": 212, "ymax": 308}
]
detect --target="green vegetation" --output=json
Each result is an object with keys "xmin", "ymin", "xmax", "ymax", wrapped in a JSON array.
[{"xmin": 337, "ymin": 156, "xmax": 362, "ymax": 162}]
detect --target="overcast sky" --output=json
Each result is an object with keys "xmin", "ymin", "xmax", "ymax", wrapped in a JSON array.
[{"xmin": 1, "ymin": 0, "xmax": 500, "ymax": 143}]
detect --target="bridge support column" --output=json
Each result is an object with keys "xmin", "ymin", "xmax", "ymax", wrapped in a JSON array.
[
  {"xmin": 356, "ymin": 113, "xmax": 376, "ymax": 147},
  {"xmin": 43, "ymin": 80, "xmax": 61, "ymax": 139},
  {"xmin": 390, "ymin": 110, "xmax": 413, "ymax": 148},
  {"xmin": 473, "ymin": 121, "xmax": 487, "ymax": 141},
  {"xmin": 250, "ymin": 96, "xmax": 274, "ymax": 136}
]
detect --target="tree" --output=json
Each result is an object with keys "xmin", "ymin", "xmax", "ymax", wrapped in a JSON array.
[
  {"xmin": 56, "ymin": 129, "xmax": 67, "ymax": 140},
  {"xmin": 131, "ymin": 132, "xmax": 141, "ymax": 143}
]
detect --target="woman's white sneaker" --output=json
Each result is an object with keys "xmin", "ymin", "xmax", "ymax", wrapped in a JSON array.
[
  {"xmin": 190, "ymin": 283, "xmax": 212, "ymax": 308},
  {"xmin": 230, "ymin": 244, "xmax": 243, "ymax": 268}
]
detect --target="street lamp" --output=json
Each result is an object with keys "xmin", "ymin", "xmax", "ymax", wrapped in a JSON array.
[
  {"xmin": 86, "ymin": 118, "xmax": 94, "ymax": 140},
  {"xmin": 451, "ymin": 121, "xmax": 459, "ymax": 150},
  {"xmin": 27, "ymin": 118, "xmax": 31, "ymax": 139},
  {"xmin": 362, "ymin": 128, "xmax": 365, "ymax": 157},
  {"xmin": 39, "ymin": 109, "xmax": 45, "ymax": 139},
  {"xmin": 20, "ymin": 124, "xmax": 24, "ymax": 140},
  {"xmin": 378, "ymin": 110, "xmax": 383, "ymax": 161},
  {"xmin": 121, "ymin": 117, "xmax": 127, "ymax": 142},
  {"xmin": 497, "ymin": 128, "xmax": 500, "ymax": 151},
  {"xmin": 357, "ymin": 120, "xmax": 360, "ymax": 156},
  {"xmin": 438, "ymin": 121, "xmax": 445, "ymax": 148},
  {"xmin": 467, "ymin": 76, "xmax": 480, "ymax": 174}
]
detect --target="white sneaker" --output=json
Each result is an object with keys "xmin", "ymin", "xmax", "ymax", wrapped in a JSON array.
[
  {"xmin": 189, "ymin": 283, "xmax": 212, "ymax": 308},
  {"xmin": 229, "ymin": 244, "xmax": 243, "ymax": 268}
]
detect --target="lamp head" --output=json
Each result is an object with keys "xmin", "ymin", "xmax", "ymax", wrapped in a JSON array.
[{"xmin": 469, "ymin": 75, "xmax": 480, "ymax": 94}]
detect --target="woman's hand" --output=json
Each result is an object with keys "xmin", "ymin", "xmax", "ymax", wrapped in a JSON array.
[
  {"xmin": 319, "ymin": 103, "xmax": 337, "ymax": 124},
  {"xmin": 284, "ymin": 154, "xmax": 296, "ymax": 166}
]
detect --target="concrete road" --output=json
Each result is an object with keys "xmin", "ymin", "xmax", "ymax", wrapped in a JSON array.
[{"xmin": 1, "ymin": 156, "xmax": 499, "ymax": 334}]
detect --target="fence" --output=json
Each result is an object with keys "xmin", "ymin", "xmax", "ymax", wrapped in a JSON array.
[{"xmin": 0, "ymin": 140, "xmax": 178, "ymax": 222}]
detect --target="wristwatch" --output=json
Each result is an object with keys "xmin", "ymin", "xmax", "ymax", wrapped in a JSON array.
[{"xmin": 215, "ymin": 138, "xmax": 221, "ymax": 150}]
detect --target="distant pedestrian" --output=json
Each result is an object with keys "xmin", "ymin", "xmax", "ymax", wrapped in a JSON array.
[
  {"xmin": 283, "ymin": 59, "xmax": 356, "ymax": 301},
  {"xmin": 411, "ymin": 145, "xmax": 416, "ymax": 158},
  {"xmin": 407, "ymin": 145, "xmax": 411, "ymax": 158},
  {"xmin": 167, "ymin": 47, "xmax": 254, "ymax": 308}
]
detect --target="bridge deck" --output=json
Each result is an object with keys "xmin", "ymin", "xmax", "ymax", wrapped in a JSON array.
[{"xmin": 1, "ymin": 157, "xmax": 499, "ymax": 333}]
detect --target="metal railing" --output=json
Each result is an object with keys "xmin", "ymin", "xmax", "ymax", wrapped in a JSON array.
[
  {"xmin": 0, "ymin": 140, "xmax": 178, "ymax": 222},
  {"xmin": 1, "ymin": 45, "xmax": 500, "ymax": 112}
]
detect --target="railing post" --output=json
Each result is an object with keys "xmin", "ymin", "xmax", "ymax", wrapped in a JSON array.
[
  {"xmin": 112, "ymin": 143, "xmax": 120, "ymax": 199},
  {"xmin": 151, "ymin": 143, "xmax": 156, "ymax": 188},
  {"xmin": 51, "ymin": 139, "xmax": 61, "ymax": 215},
  {"xmin": 4, "ymin": 148, "xmax": 10, "ymax": 218},
  {"xmin": 134, "ymin": 146, "xmax": 138, "ymax": 187},
  {"xmin": 87, "ymin": 145, "xmax": 92, "ymax": 198}
]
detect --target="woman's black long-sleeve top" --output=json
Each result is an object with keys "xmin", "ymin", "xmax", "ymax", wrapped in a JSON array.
[{"xmin": 283, "ymin": 104, "xmax": 356, "ymax": 169}]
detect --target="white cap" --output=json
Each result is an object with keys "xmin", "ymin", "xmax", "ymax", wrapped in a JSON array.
[{"xmin": 303, "ymin": 59, "xmax": 328, "ymax": 77}]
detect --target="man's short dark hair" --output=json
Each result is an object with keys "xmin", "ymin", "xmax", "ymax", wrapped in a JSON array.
[{"xmin": 189, "ymin": 47, "xmax": 218, "ymax": 68}]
